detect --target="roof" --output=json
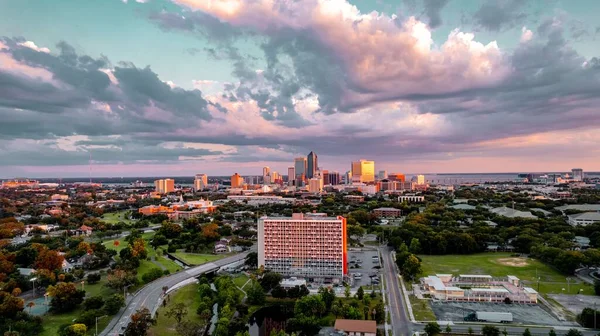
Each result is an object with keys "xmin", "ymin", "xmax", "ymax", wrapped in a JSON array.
[
  {"xmin": 334, "ymin": 319, "xmax": 377, "ymax": 333},
  {"xmin": 556, "ymin": 204, "xmax": 600, "ymax": 212},
  {"xmin": 523, "ymin": 287, "xmax": 538, "ymax": 294},
  {"xmin": 531, "ymin": 208, "xmax": 552, "ymax": 215},
  {"xmin": 490, "ymin": 206, "xmax": 537, "ymax": 219},
  {"xmin": 451, "ymin": 204, "xmax": 476, "ymax": 210},
  {"xmin": 569, "ymin": 212, "xmax": 600, "ymax": 221},
  {"xmin": 459, "ymin": 274, "xmax": 492, "ymax": 278},
  {"xmin": 471, "ymin": 288, "xmax": 509, "ymax": 293},
  {"xmin": 373, "ymin": 207, "xmax": 401, "ymax": 211},
  {"xmin": 79, "ymin": 225, "xmax": 93, "ymax": 231}
]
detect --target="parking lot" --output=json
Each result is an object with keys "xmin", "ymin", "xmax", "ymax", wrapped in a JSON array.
[
  {"xmin": 347, "ymin": 249, "xmax": 382, "ymax": 288},
  {"xmin": 430, "ymin": 301, "xmax": 575, "ymax": 326},
  {"xmin": 549, "ymin": 294, "xmax": 600, "ymax": 315}
]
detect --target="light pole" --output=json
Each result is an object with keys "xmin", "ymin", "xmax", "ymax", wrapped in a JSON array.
[
  {"xmin": 30, "ymin": 278, "xmax": 37, "ymax": 296},
  {"xmin": 95, "ymin": 315, "xmax": 107, "ymax": 336},
  {"xmin": 123, "ymin": 284, "xmax": 132, "ymax": 299}
]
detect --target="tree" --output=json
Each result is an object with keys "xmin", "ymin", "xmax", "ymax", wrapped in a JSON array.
[
  {"xmin": 294, "ymin": 295, "xmax": 326, "ymax": 318},
  {"xmin": 357, "ymin": 286, "xmax": 364, "ymax": 300},
  {"xmin": 34, "ymin": 249, "xmax": 64, "ymax": 271},
  {"xmin": 246, "ymin": 282, "xmax": 266, "ymax": 305},
  {"xmin": 61, "ymin": 324, "xmax": 87, "ymax": 336},
  {"xmin": 86, "ymin": 273, "xmax": 101, "ymax": 284},
  {"xmin": 259, "ymin": 272, "xmax": 282, "ymax": 291},
  {"xmin": 424, "ymin": 322, "xmax": 441, "ymax": 336},
  {"xmin": 318, "ymin": 287, "xmax": 336, "ymax": 312},
  {"xmin": 106, "ymin": 269, "xmax": 137, "ymax": 290},
  {"xmin": 104, "ymin": 294, "xmax": 125, "ymax": 315},
  {"xmin": 445, "ymin": 324, "xmax": 452, "ymax": 334},
  {"xmin": 26, "ymin": 301, "xmax": 35, "ymax": 314},
  {"xmin": 271, "ymin": 286, "xmax": 287, "ymax": 299},
  {"xmin": 82, "ymin": 295, "xmax": 104, "ymax": 310},
  {"xmin": 131, "ymin": 238, "xmax": 148, "ymax": 259},
  {"xmin": 481, "ymin": 325, "xmax": 500, "ymax": 336},
  {"xmin": 245, "ymin": 252, "xmax": 258, "ymax": 269},
  {"xmin": 374, "ymin": 301, "xmax": 385, "ymax": 324},
  {"xmin": 548, "ymin": 330, "xmax": 557, "ymax": 336},
  {"xmin": 467, "ymin": 327, "xmax": 474, "ymax": 335},
  {"xmin": 142, "ymin": 268, "xmax": 164, "ymax": 284},
  {"xmin": 523, "ymin": 328, "xmax": 532, "ymax": 336},
  {"xmin": 175, "ymin": 320, "xmax": 205, "ymax": 336},
  {"xmin": 595, "ymin": 281, "xmax": 600, "ymax": 296},
  {"xmin": 166, "ymin": 302, "xmax": 188, "ymax": 324},
  {"xmin": 47, "ymin": 282, "xmax": 86, "ymax": 313},
  {"xmin": 502, "ymin": 328, "xmax": 508, "ymax": 336},
  {"xmin": 565, "ymin": 329, "xmax": 583, "ymax": 336},
  {"xmin": 125, "ymin": 307, "xmax": 155, "ymax": 336},
  {"xmin": 409, "ymin": 238, "xmax": 421, "ymax": 254},
  {"xmin": 201, "ymin": 223, "xmax": 220, "ymax": 241},
  {"xmin": 344, "ymin": 285, "xmax": 351, "ymax": 298},
  {"xmin": 0, "ymin": 291, "xmax": 24, "ymax": 318},
  {"xmin": 401, "ymin": 254, "xmax": 422, "ymax": 281}
]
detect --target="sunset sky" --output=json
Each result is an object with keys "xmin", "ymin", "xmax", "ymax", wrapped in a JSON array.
[{"xmin": 1, "ymin": 0, "xmax": 599, "ymax": 177}]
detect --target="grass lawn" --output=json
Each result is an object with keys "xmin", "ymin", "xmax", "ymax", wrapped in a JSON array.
[
  {"xmin": 419, "ymin": 252, "xmax": 594, "ymax": 294},
  {"xmin": 171, "ymin": 252, "xmax": 226, "ymax": 266},
  {"xmin": 101, "ymin": 210, "xmax": 135, "ymax": 225},
  {"xmin": 233, "ymin": 273, "xmax": 250, "ymax": 289},
  {"xmin": 408, "ymin": 295, "xmax": 436, "ymax": 321},
  {"xmin": 148, "ymin": 283, "xmax": 205, "ymax": 336},
  {"xmin": 40, "ymin": 310, "xmax": 80, "ymax": 336},
  {"xmin": 84, "ymin": 278, "xmax": 115, "ymax": 298}
]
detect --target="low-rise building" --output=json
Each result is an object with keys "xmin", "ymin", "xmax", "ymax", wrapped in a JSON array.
[
  {"xmin": 334, "ymin": 319, "xmax": 377, "ymax": 336},
  {"xmin": 398, "ymin": 195, "xmax": 425, "ymax": 203},
  {"xmin": 568, "ymin": 212, "xmax": 600, "ymax": 226},
  {"xmin": 372, "ymin": 207, "xmax": 402, "ymax": 218}
]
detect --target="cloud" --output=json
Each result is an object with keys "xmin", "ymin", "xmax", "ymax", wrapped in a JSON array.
[
  {"xmin": 17, "ymin": 41, "xmax": 50, "ymax": 53},
  {"xmin": 472, "ymin": 0, "xmax": 528, "ymax": 31},
  {"xmin": 520, "ymin": 26, "xmax": 533, "ymax": 42},
  {"xmin": 422, "ymin": 0, "xmax": 450, "ymax": 29}
]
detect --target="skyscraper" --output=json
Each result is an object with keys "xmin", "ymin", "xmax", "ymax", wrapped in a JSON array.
[
  {"xmin": 287, "ymin": 167, "xmax": 295, "ymax": 186},
  {"xmin": 306, "ymin": 151, "xmax": 318, "ymax": 179},
  {"xmin": 231, "ymin": 173, "xmax": 244, "ymax": 188},
  {"xmin": 258, "ymin": 213, "xmax": 347, "ymax": 282},
  {"xmin": 194, "ymin": 174, "xmax": 208, "ymax": 191},
  {"xmin": 572, "ymin": 168, "xmax": 584, "ymax": 182},
  {"xmin": 294, "ymin": 157, "xmax": 307, "ymax": 186},
  {"xmin": 351, "ymin": 159, "xmax": 375, "ymax": 183},
  {"xmin": 322, "ymin": 170, "xmax": 329, "ymax": 186},
  {"xmin": 329, "ymin": 171, "xmax": 340, "ymax": 185},
  {"xmin": 263, "ymin": 166, "xmax": 271, "ymax": 184},
  {"xmin": 308, "ymin": 177, "xmax": 324, "ymax": 193},
  {"xmin": 388, "ymin": 173, "xmax": 406, "ymax": 182},
  {"xmin": 378, "ymin": 170, "xmax": 388, "ymax": 180},
  {"xmin": 154, "ymin": 179, "xmax": 175, "ymax": 193}
]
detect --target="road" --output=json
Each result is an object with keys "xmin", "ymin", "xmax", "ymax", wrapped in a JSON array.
[
  {"xmin": 100, "ymin": 251, "xmax": 250, "ymax": 336},
  {"xmin": 379, "ymin": 247, "xmax": 598, "ymax": 336}
]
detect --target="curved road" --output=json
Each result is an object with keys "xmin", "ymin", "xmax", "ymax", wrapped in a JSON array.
[{"xmin": 101, "ymin": 251, "xmax": 250, "ymax": 336}]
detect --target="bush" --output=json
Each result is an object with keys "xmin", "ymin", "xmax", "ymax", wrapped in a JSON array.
[
  {"xmin": 103, "ymin": 294, "xmax": 125, "ymax": 315},
  {"xmin": 142, "ymin": 268, "xmax": 164, "ymax": 284},
  {"xmin": 82, "ymin": 295, "xmax": 104, "ymax": 310},
  {"xmin": 86, "ymin": 273, "xmax": 101, "ymax": 284}
]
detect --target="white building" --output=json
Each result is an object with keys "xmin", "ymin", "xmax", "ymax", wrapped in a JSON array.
[
  {"xmin": 572, "ymin": 168, "xmax": 584, "ymax": 182},
  {"xmin": 568, "ymin": 212, "xmax": 600, "ymax": 226},
  {"xmin": 398, "ymin": 195, "xmax": 425, "ymax": 203},
  {"xmin": 308, "ymin": 177, "xmax": 324, "ymax": 193},
  {"xmin": 194, "ymin": 174, "xmax": 208, "ymax": 191},
  {"xmin": 258, "ymin": 213, "xmax": 347, "ymax": 282}
]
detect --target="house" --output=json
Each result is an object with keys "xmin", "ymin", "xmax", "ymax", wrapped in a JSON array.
[
  {"xmin": 214, "ymin": 242, "xmax": 228, "ymax": 254},
  {"xmin": 451, "ymin": 204, "xmax": 476, "ymax": 210},
  {"xmin": 490, "ymin": 206, "xmax": 537, "ymax": 219},
  {"xmin": 77, "ymin": 225, "xmax": 93, "ymax": 236},
  {"xmin": 568, "ymin": 212, "xmax": 600, "ymax": 226},
  {"xmin": 334, "ymin": 319, "xmax": 377, "ymax": 336},
  {"xmin": 372, "ymin": 207, "xmax": 402, "ymax": 218}
]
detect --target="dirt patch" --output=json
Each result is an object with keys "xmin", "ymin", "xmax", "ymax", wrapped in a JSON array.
[{"xmin": 496, "ymin": 258, "xmax": 529, "ymax": 267}]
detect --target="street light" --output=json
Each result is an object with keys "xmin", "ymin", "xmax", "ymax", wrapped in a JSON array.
[
  {"xmin": 30, "ymin": 278, "xmax": 37, "ymax": 296},
  {"xmin": 95, "ymin": 315, "xmax": 107, "ymax": 336},
  {"xmin": 123, "ymin": 284, "xmax": 132, "ymax": 298}
]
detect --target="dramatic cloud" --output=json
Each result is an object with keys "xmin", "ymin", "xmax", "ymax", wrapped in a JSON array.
[
  {"xmin": 422, "ymin": 0, "xmax": 450, "ymax": 28},
  {"xmin": 472, "ymin": 0, "xmax": 529, "ymax": 31}
]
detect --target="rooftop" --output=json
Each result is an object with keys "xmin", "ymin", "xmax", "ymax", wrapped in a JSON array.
[
  {"xmin": 569, "ymin": 212, "xmax": 600, "ymax": 221},
  {"xmin": 556, "ymin": 204, "xmax": 600, "ymax": 212},
  {"xmin": 334, "ymin": 319, "xmax": 377, "ymax": 334},
  {"xmin": 490, "ymin": 206, "xmax": 537, "ymax": 219}
]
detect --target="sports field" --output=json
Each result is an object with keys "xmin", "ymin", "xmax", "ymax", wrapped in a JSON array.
[
  {"xmin": 419, "ymin": 253, "xmax": 593, "ymax": 294},
  {"xmin": 171, "ymin": 252, "xmax": 225, "ymax": 266}
]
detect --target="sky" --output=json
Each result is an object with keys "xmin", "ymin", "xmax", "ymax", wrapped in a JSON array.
[{"xmin": 0, "ymin": 0, "xmax": 599, "ymax": 178}]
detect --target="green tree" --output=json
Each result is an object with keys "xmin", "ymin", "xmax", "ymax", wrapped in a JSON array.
[
  {"xmin": 61, "ymin": 324, "xmax": 87, "ymax": 336},
  {"xmin": 565, "ymin": 329, "xmax": 583, "ymax": 336},
  {"xmin": 549, "ymin": 330, "xmax": 557, "ymax": 336},
  {"xmin": 166, "ymin": 302, "xmax": 188, "ymax": 324},
  {"xmin": 595, "ymin": 281, "xmax": 600, "ymax": 296},
  {"xmin": 142, "ymin": 268, "xmax": 164, "ymax": 284},
  {"xmin": 294, "ymin": 295, "xmax": 326, "ymax": 318},
  {"xmin": 409, "ymin": 238, "xmax": 421, "ymax": 254},
  {"xmin": 401, "ymin": 254, "xmax": 422, "ymax": 281},
  {"xmin": 344, "ymin": 285, "xmax": 351, "ymax": 298},
  {"xmin": 175, "ymin": 320, "xmax": 205, "ymax": 336},
  {"xmin": 125, "ymin": 307, "xmax": 155, "ymax": 336},
  {"xmin": 424, "ymin": 322, "xmax": 441, "ymax": 336},
  {"xmin": 374, "ymin": 301, "xmax": 385, "ymax": 324},
  {"xmin": 467, "ymin": 327, "xmax": 474, "ymax": 335},
  {"xmin": 246, "ymin": 281, "xmax": 266, "ymax": 305},
  {"xmin": 445, "ymin": 324, "xmax": 452, "ymax": 334},
  {"xmin": 502, "ymin": 328, "xmax": 508, "ymax": 336},
  {"xmin": 357, "ymin": 286, "xmax": 364, "ymax": 300},
  {"xmin": 104, "ymin": 294, "xmax": 125, "ymax": 315},
  {"xmin": 318, "ymin": 287, "xmax": 336, "ymax": 312},
  {"xmin": 82, "ymin": 295, "xmax": 104, "ymax": 310},
  {"xmin": 259, "ymin": 272, "xmax": 282, "ymax": 291},
  {"xmin": 523, "ymin": 328, "xmax": 532, "ymax": 336},
  {"xmin": 47, "ymin": 282, "xmax": 86, "ymax": 313},
  {"xmin": 245, "ymin": 252, "xmax": 258, "ymax": 269},
  {"xmin": 481, "ymin": 325, "xmax": 500, "ymax": 336}
]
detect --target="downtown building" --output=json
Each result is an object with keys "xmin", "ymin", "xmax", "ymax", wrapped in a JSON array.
[
  {"xmin": 258, "ymin": 213, "xmax": 348, "ymax": 283},
  {"xmin": 154, "ymin": 179, "xmax": 175, "ymax": 194}
]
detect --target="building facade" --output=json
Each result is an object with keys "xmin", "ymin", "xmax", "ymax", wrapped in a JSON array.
[
  {"xmin": 287, "ymin": 167, "xmax": 295, "ymax": 186},
  {"xmin": 294, "ymin": 157, "xmax": 307, "ymax": 186},
  {"xmin": 306, "ymin": 151, "xmax": 318, "ymax": 179},
  {"xmin": 308, "ymin": 177, "xmax": 324, "ymax": 193},
  {"xmin": 398, "ymin": 195, "xmax": 425, "ymax": 203},
  {"xmin": 194, "ymin": 174, "xmax": 208, "ymax": 191},
  {"xmin": 231, "ymin": 173, "xmax": 244, "ymax": 188},
  {"xmin": 387, "ymin": 173, "xmax": 406, "ymax": 182},
  {"xmin": 258, "ymin": 213, "xmax": 348, "ymax": 282},
  {"xmin": 572, "ymin": 168, "xmax": 584, "ymax": 181},
  {"xmin": 263, "ymin": 167, "xmax": 271, "ymax": 185},
  {"xmin": 154, "ymin": 179, "xmax": 175, "ymax": 193},
  {"xmin": 351, "ymin": 160, "xmax": 375, "ymax": 183}
]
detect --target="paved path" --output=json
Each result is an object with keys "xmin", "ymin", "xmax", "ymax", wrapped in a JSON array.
[{"xmin": 100, "ymin": 251, "xmax": 251, "ymax": 336}]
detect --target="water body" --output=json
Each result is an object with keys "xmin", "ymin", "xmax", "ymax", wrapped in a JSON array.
[{"xmin": 247, "ymin": 304, "xmax": 294, "ymax": 336}]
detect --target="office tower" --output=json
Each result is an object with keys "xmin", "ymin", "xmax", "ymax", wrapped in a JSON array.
[
  {"xmin": 194, "ymin": 174, "xmax": 208, "ymax": 191},
  {"xmin": 231, "ymin": 173, "xmax": 244, "ymax": 188},
  {"xmin": 308, "ymin": 177, "xmax": 324, "ymax": 193},
  {"xmin": 388, "ymin": 173, "xmax": 406, "ymax": 182},
  {"xmin": 412, "ymin": 174, "xmax": 426, "ymax": 185},
  {"xmin": 263, "ymin": 166, "xmax": 271, "ymax": 184},
  {"xmin": 287, "ymin": 167, "xmax": 295, "ymax": 186},
  {"xmin": 294, "ymin": 157, "xmax": 307, "ymax": 186},
  {"xmin": 345, "ymin": 171, "xmax": 352, "ymax": 185},
  {"xmin": 378, "ymin": 170, "xmax": 388, "ymax": 180},
  {"xmin": 321, "ymin": 170, "xmax": 329, "ymax": 186},
  {"xmin": 329, "ymin": 171, "xmax": 340, "ymax": 185},
  {"xmin": 154, "ymin": 179, "xmax": 175, "ymax": 193},
  {"xmin": 306, "ymin": 151, "xmax": 318, "ymax": 179},
  {"xmin": 258, "ymin": 213, "xmax": 347, "ymax": 282},
  {"xmin": 572, "ymin": 168, "xmax": 584, "ymax": 182},
  {"xmin": 351, "ymin": 159, "xmax": 375, "ymax": 183}
]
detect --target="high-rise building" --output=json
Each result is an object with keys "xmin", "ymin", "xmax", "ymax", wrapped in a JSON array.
[
  {"xmin": 308, "ymin": 177, "xmax": 324, "ymax": 193},
  {"xmin": 262, "ymin": 167, "xmax": 271, "ymax": 185},
  {"xmin": 572, "ymin": 168, "xmax": 584, "ymax": 182},
  {"xmin": 258, "ymin": 213, "xmax": 347, "ymax": 282},
  {"xmin": 388, "ymin": 173, "xmax": 406, "ymax": 182},
  {"xmin": 351, "ymin": 159, "xmax": 375, "ymax": 183},
  {"xmin": 287, "ymin": 167, "xmax": 295, "ymax": 186},
  {"xmin": 412, "ymin": 174, "xmax": 425, "ymax": 185},
  {"xmin": 231, "ymin": 173, "xmax": 244, "ymax": 188},
  {"xmin": 345, "ymin": 171, "xmax": 352, "ymax": 185},
  {"xmin": 306, "ymin": 151, "xmax": 318, "ymax": 179},
  {"xmin": 329, "ymin": 171, "xmax": 341, "ymax": 185},
  {"xmin": 377, "ymin": 170, "xmax": 388, "ymax": 180},
  {"xmin": 154, "ymin": 179, "xmax": 175, "ymax": 194},
  {"xmin": 321, "ymin": 170, "xmax": 329, "ymax": 186},
  {"xmin": 294, "ymin": 157, "xmax": 307, "ymax": 186},
  {"xmin": 194, "ymin": 174, "xmax": 208, "ymax": 191}
]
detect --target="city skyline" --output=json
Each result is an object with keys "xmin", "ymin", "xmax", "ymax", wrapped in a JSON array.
[{"xmin": 1, "ymin": 0, "xmax": 600, "ymax": 177}]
